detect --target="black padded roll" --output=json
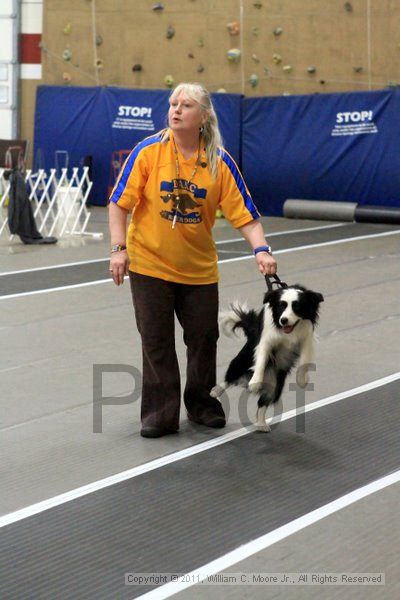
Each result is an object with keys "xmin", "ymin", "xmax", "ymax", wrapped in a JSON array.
[
  {"xmin": 283, "ymin": 199, "xmax": 356, "ymax": 221},
  {"xmin": 354, "ymin": 204, "xmax": 400, "ymax": 224}
]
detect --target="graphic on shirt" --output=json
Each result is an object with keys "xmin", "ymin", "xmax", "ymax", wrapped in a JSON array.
[{"xmin": 159, "ymin": 179, "xmax": 206, "ymax": 225}]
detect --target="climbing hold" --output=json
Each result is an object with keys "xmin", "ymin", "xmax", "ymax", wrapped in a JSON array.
[
  {"xmin": 344, "ymin": 2, "xmax": 353, "ymax": 11},
  {"xmin": 217, "ymin": 88, "xmax": 227, "ymax": 93},
  {"xmin": 62, "ymin": 48, "xmax": 72, "ymax": 62},
  {"xmin": 227, "ymin": 48, "xmax": 241, "ymax": 62},
  {"xmin": 197, "ymin": 64, "xmax": 204, "ymax": 73},
  {"xmin": 215, "ymin": 208, "xmax": 225, "ymax": 218},
  {"xmin": 272, "ymin": 53, "xmax": 282, "ymax": 64},
  {"xmin": 152, "ymin": 3, "xmax": 164, "ymax": 11},
  {"xmin": 95, "ymin": 58, "xmax": 104, "ymax": 70},
  {"xmin": 63, "ymin": 23, "xmax": 71, "ymax": 35},
  {"xmin": 166, "ymin": 25, "xmax": 175, "ymax": 39},
  {"xmin": 253, "ymin": 2, "xmax": 262, "ymax": 8},
  {"xmin": 249, "ymin": 73, "xmax": 259, "ymax": 87},
  {"xmin": 63, "ymin": 72, "xmax": 72, "ymax": 83},
  {"xmin": 353, "ymin": 66, "xmax": 363, "ymax": 73},
  {"xmin": 307, "ymin": 65, "xmax": 316, "ymax": 74},
  {"xmin": 252, "ymin": 27, "xmax": 259, "ymax": 36},
  {"xmin": 188, "ymin": 52, "xmax": 195, "ymax": 59},
  {"xmin": 164, "ymin": 74, "xmax": 174, "ymax": 87},
  {"xmin": 227, "ymin": 21, "xmax": 240, "ymax": 36},
  {"xmin": 273, "ymin": 27, "xmax": 283, "ymax": 36},
  {"xmin": 282, "ymin": 64, "xmax": 293, "ymax": 72},
  {"xmin": 319, "ymin": 79, "xmax": 326, "ymax": 85},
  {"xmin": 197, "ymin": 37, "xmax": 204, "ymax": 47},
  {"xmin": 251, "ymin": 54, "xmax": 260, "ymax": 63},
  {"xmin": 387, "ymin": 80, "xmax": 398, "ymax": 88},
  {"xmin": 132, "ymin": 64, "xmax": 143, "ymax": 72},
  {"xmin": 96, "ymin": 35, "xmax": 103, "ymax": 47}
]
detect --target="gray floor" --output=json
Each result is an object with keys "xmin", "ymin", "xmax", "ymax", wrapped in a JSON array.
[
  {"xmin": 1, "ymin": 380, "xmax": 399, "ymax": 598},
  {"xmin": 1, "ymin": 208, "xmax": 399, "ymax": 599}
]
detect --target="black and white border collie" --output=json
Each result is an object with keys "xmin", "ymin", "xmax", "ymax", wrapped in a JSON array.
[{"xmin": 211, "ymin": 285, "xmax": 324, "ymax": 431}]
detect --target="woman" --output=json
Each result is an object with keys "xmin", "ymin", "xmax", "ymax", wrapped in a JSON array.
[{"xmin": 109, "ymin": 82, "xmax": 277, "ymax": 438}]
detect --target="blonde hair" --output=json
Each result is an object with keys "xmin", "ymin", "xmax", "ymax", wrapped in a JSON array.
[{"xmin": 160, "ymin": 82, "xmax": 223, "ymax": 179}]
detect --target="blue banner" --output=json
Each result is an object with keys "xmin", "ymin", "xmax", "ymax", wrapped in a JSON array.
[
  {"xmin": 242, "ymin": 89, "xmax": 400, "ymax": 215},
  {"xmin": 33, "ymin": 86, "xmax": 242, "ymax": 206}
]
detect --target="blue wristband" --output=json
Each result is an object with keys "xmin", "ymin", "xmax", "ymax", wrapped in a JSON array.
[{"xmin": 254, "ymin": 245, "xmax": 272, "ymax": 255}]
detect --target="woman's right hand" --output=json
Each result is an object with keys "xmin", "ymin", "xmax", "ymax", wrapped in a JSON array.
[{"xmin": 109, "ymin": 250, "xmax": 129, "ymax": 286}]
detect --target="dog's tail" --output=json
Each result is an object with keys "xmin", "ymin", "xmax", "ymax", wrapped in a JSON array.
[{"xmin": 219, "ymin": 301, "xmax": 259, "ymax": 338}]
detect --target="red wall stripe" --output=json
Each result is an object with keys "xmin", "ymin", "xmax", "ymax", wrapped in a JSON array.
[{"xmin": 20, "ymin": 33, "xmax": 42, "ymax": 64}]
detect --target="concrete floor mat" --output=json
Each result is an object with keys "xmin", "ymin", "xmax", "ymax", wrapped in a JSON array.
[
  {"xmin": 1, "ymin": 222, "xmax": 399, "ymax": 297},
  {"xmin": 1, "ymin": 379, "xmax": 399, "ymax": 599}
]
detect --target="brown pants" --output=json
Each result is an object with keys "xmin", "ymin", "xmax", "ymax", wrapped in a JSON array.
[{"xmin": 129, "ymin": 272, "xmax": 219, "ymax": 430}]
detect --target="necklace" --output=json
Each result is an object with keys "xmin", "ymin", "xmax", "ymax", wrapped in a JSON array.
[{"xmin": 171, "ymin": 135, "xmax": 202, "ymax": 229}]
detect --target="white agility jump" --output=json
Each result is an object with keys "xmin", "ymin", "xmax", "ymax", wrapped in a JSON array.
[{"xmin": 0, "ymin": 167, "xmax": 102, "ymax": 241}]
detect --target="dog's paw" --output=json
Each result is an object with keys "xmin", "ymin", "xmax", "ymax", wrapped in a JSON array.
[
  {"xmin": 248, "ymin": 379, "xmax": 263, "ymax": 394},
  {"xmin": 255, "ymin": 423, "xmax": 271, "ymax": 433},
  {"xmin": 296, "ymin": 370, "xmax": 309, "ymax": 388},
  {"xmin": 210, "ymin": 384, "xmax": 224, "ymax": 398}
]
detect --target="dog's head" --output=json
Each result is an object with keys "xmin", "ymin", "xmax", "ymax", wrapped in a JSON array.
[{"xmin": 263, "ymin": 285, "xmax": 324, "ymax": 333}]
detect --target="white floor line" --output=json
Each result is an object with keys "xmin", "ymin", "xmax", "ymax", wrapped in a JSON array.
[
  {"xmin": 218, "ymin": 250, "xmax": 249, "ymax": 255},
  {"xmin": 137, "ymin": 469, "xmax": 400, "ymax": 600},
  {"xmin": 1, "ymin": 371, "xmax": 398, "ymax": 529},
  {"xmin": 0, "ymin": 223, "xmax": 349, "ymax": 276},
  {"xmin": 1, "ymin": 227, "xmax": 400, "ymax": 301},
  {"xmin": 0, "ymin": 278, "xmax": 113, "ymax": 300},
  {"xmin": 220, "ymin": 228, "xmax": 400, "ymax": 264},
  {"xmin": 0, "ymin": 257, "xmax": 109, "ymax": 276},
  {"xmin": 215, "ymin": 222, "xmax": 348, "ymax": 245}
]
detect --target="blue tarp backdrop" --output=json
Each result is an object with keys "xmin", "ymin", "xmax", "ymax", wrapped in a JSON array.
[
  {"xmin": 33, "ymin": 86, "xmax": 242, "ymax": 206},
  {"xmin": 34, "ymin": 86, "xmax": 400, "ymax": 213},
  {"xmin": 242, "ymin": 88, "xmax": 400, "ymax": 215}
]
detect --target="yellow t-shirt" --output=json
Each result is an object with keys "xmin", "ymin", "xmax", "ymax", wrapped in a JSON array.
[{"xmin": 109, "ymin": 130, "xmax": 260, "ymax": 284}]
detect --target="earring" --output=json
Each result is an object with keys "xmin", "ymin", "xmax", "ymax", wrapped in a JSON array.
[{"xmin": 199, "ymin": 126, "xmax": 204, "ymax": 133}]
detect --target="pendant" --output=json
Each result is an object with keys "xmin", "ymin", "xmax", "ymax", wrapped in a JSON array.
[{"xmin": 172, "ymin": 196, "xmax": 180, "ymax": 229}]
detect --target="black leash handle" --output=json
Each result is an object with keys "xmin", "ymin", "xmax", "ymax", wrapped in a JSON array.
[{"xmin": 264, "ymin": 273, "xmax": 288, "ymax": 292}]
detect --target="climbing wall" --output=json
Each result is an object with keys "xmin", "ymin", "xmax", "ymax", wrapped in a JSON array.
[
  {"xmin": 40, "ymin": 0, "xmax": 399, "ymax": 95},
  {"xmin": 20, "ymin": 0, "xmax": 400, "ymax": 156}
]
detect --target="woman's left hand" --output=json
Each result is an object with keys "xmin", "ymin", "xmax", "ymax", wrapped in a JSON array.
[{"xmin": 255, "ymin": 251, "xmax": 277, "ymax": 276}]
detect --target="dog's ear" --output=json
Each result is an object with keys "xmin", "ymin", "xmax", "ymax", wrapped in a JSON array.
[{"xmin": 304, "ymin": 290, "xmax": 324, "ymax": 304}]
